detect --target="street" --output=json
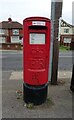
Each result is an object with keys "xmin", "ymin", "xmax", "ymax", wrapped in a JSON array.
[
  {"xmin": 1, "ymin": 50, "xmax": 73, "ymax": 71},
  {"xmin": 1, "ymin": 50, "xmax": 72, "ymax": 118},
  {"xmin": 2, "ymin": 50, "xmax": 23, "ymax": 71}
]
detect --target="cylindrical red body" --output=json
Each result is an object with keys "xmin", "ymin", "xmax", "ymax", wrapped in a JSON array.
[
  {"xmin": 23, "ymin": 17, "xmax": 51, "ymax": 86},
  {"xmin": 23, "ymin": 17, "xmax": 51, "ymax": 105}
]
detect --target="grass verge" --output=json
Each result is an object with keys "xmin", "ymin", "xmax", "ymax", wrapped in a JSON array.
[{"xmin": 59, "ymin": 45, "xmax": 70, "ymax": 51}]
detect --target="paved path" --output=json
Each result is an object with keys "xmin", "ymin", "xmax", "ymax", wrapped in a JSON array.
[
  {"xmin": 9, "ymin": 70, "xmax": 72, "ymax": 81},
  {"xmin": 2, "ymin": 70, "xmax": 72, "ymax": 118}
]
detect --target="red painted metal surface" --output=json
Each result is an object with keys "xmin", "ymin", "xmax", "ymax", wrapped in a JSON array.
[{"xmin": 23, "ymin": 17, "xmax": 51, "ymax": 85}]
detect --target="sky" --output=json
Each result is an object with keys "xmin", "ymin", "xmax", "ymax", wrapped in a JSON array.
[{"xmin": 0, "ymin": 0, "xmax": 73, "ymax": 24}]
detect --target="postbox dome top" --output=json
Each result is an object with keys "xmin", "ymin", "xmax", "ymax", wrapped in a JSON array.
[{"xmin": 23, "ymin": 16, "xmax": 51, "ymax": 22}]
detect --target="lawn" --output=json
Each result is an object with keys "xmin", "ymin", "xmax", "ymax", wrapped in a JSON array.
[{"xmin": 59, "ymin": 45, "xmax": 70, "ymax": 51}]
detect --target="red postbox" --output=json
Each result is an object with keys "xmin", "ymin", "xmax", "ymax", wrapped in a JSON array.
[{"xmin": 23, "ymin": 17, "xmax": 51, "ymax": 105}]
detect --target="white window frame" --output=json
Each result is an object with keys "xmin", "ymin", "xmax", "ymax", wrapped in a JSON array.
[
  {"xmin": 64, "ymin": 38, "xmax": 71, "ymax": 43},
  {"xmin": 0, "ymin": 37, "xmax": 6, "ymax": 43},
  {"xmin": 11, "ymin": 36, "xmax": 20, "ymax": 43},
  {"xmin": 64, "ymin": 29, "xmax": 69, "ymax": 33},
  {"xmin": 0, "ymin": 29, "xmax": 6, "ymax": 35},
  {"xmin": 12, "ymin": 29, "xmax": 19, "ymax": 35}
]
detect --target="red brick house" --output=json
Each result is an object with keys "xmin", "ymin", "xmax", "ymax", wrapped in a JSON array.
[{"xmin": 0, "ymin": 18, "xmax": 23, "ymax": 49}]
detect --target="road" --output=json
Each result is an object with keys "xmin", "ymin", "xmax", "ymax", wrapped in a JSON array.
[
  {"xmin": 58, "ymin": 51, "xmax": 72, "ymax": 71},
  {"xmin": 2, "ymin": 50, "xmax": 23, "ymax": 71},
  {"xmin": 1, "ymin": 50, "xmax": 73, "ymax": 71}
]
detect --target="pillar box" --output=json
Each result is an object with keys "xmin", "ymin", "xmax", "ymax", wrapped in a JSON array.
[{"xmin": 23, "ymin": 17, "xmax": 51, "ymax": 105}]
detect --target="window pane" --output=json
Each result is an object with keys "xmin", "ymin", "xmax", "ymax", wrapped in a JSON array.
[
  {"xmin": 64, "ymin": 29, "xmax": 69, "ymax": 33},
  {"xmin": 0, "ymin": 37, "xmax": 5, "ymax": 43},
  {"xmin": 13, "ymin": 29, "xmax": 19, "ymax": 35},
  {"xmin": 11, "ymin": 36, "xmax": 20, "ymax": 43},
  {"xmin": 64, "ymin": 38, "xmax": 71, "ymax": 43},
  {"xmin": 0, "ymin": 29, "xmax": 6, "ymax": 34}
]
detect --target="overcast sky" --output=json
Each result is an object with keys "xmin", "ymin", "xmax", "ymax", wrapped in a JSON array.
[{"xmin": 0, "ymin": 0, "xmax": 73, "ymax": 24}]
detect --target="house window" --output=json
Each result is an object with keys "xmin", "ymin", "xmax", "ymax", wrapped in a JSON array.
[
  {"xmin": 73, "ymin": 29, "xmax": 74, "ymax": 34},
  {"xmin": 64, "ymin": 38, "xmax": 71, "ymax": 43},
  {"xmin": 11, "ymin": 36, "xmax": 20, "ymax": 43},
  {"xmin": 0, "ymin": 29, "xmax": 6, "ymax": 34},
  {"xmin": 0, "ymin": 37, "xmax": 6, "ymax": 43},
  {"xmin": 12, "ymin": 29, "xmax": 19, "ymax": 35},
  {"xmin": 64, "ymin": 29, "xmax": 69, "ymax": 33}
]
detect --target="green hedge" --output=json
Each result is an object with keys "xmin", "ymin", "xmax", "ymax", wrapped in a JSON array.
[{"xmin": 59, "ymin": 45, "xmax": 70, "ymax": 51}]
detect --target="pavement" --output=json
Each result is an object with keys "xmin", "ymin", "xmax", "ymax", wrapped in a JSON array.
[{"xmin": 2, "ymin": 70, "xmax": 73, "ymax": 118}]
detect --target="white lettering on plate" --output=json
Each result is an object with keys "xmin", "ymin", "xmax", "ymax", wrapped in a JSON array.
[{"xmin": 32, "ymin": 21, "xmax": 45, "ymax": 26}]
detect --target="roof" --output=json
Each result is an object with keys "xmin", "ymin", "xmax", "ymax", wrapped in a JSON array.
[
  {"xmin": 0, "ymin": 21, "xmax": 23, "ymax": 29},
  {"xmin": 61, "ymin": 19, "xmax": 74, "ymax": 28}
]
